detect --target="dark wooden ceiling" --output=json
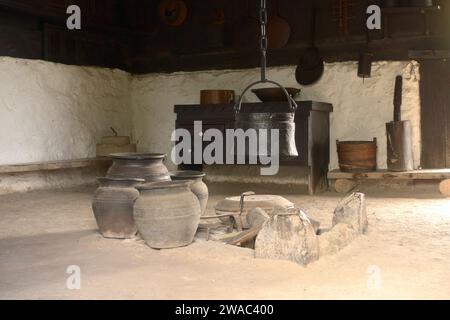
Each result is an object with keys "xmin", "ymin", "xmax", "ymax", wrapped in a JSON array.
[{"xmin": 0, "ymin": 0, "xmax": 449, "ymax": 73}]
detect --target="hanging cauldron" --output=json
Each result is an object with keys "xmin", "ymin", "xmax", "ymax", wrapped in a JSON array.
[
  {"xmin": 106, "ymin": 153, "xmax": 171, "ymax": 182},
  {"xmin": 234, "ymin": 100, "xmax": 298, "ymax": 158},
  {"xmin": 233, "ymin": 0, "xmax": 298, "ymax": 159}
]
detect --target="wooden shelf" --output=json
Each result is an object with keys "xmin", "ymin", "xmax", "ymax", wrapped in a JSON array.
[
  {"xmin": 0, "ymin": 157, "xmax": 112, "ymax": 174},
  {"xmin": 328, "ymin": 169, "xmax": 450, "ymax": 180}
]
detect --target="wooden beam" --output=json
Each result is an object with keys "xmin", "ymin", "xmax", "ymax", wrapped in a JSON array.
[
  {"xmin": 328, "ymin": 169, "xmax": 450, "ymax": 180},
  {"xmin": 132, "ymin": 35, "xmax": 447, "ymax": 74},
  {"xmin": 382, "ymin": 5, "xmax": 441, "ymax": 14},
  {"xmin": 409, "ymin": 50, "xmax": 450, "ymax": 60}
]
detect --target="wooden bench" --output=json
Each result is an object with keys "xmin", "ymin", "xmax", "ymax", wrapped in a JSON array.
[
  {"xmin": 328, "ymin": 169, "xmax": 450, "ymax": 196},
  {"xmin": 0, "ymin": 157, "xmax": 112, "ymax": 174}
]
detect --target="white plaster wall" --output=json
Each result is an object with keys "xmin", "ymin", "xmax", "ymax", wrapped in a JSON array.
[
  {"xmin": 0, "ymin": 57, "xmax": 133, "ymax": 165},
  {"xmin": 131, "ymin": 61, "xmax": 421, "ymax": 171},
  {"xmin": 0, "ymin": 57, "xmax": 421, "ymax": 193}
]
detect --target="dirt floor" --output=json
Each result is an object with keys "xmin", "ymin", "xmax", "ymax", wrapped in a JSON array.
[{"xmin": 1, "ymin": 183, "xmax": 450, "ymax": 300}]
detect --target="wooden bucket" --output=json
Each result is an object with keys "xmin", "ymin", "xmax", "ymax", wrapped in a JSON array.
[
  {"xmin": 337, "ymin": 138, "xmax": 377, "ymax": 172},
  {"xmin": 200, "ymin": 90, "xmax": 235, "ymax": 105}
]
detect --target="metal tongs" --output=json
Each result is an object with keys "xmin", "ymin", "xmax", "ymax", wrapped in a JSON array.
[{"xmin": 200, "ymin": 191, "xmax": 256, "ymax": 240}]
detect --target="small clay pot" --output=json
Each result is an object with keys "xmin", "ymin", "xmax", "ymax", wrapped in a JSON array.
[
  {"xmin": 92, "ymin": 177, "xmax": 145, "ymax": 239},
  {"xmin": 106, "ymin": 153, "xmax": 170, "ymax": 182},
  {"xmin": 134, "ymin": 181, "xmax": 201, "ymax": 249},
  {"xmin": 170, "ymin": 171, "xmax": 208, "ymax": 215}
]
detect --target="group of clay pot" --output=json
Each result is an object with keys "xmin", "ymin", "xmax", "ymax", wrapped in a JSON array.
[{"xmin": 91, "ymin": 153, "xmax": 208, "ymax": 249}]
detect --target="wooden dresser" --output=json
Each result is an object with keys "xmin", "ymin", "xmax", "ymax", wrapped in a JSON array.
[{"xmin": 174, "ymin": 100, "xmax": 333, "ymax": 194}]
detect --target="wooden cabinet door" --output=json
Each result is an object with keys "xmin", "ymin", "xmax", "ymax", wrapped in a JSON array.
[{"xmin": 420, "ymin": 59, "xmax": 450, "ymax": 168}]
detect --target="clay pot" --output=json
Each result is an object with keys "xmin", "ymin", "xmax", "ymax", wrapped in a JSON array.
[
  {"xmin": 170, "ymin": 171, "xmax": 208, "ymax": 215},
  {"xmin": 134, "ymin": 181, "xmax": 201, "ymax": 249},
  {"xmin": 106, "ymin": 153, "xmax": 170, "ymax": 182},
  {"xmin": 92, "ymin": 177, "xmax": 145, "ymax": 239}
]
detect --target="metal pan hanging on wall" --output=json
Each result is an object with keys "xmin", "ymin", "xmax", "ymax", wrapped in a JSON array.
[
  {"xmin": 159, "ymin": 0, "xmax": 188, "ymax": 27},
  {"xmin": 266, "ymin": 0, "xmax": 291, "ymax": 49},
  {"xmin": 295, "ymin": 4, "xmax": 324, "ymax": 86}
]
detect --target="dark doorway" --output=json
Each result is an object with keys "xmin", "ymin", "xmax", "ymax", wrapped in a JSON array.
[{"xmin": 420, "ymin": 58, "xmax": 450, "ymax": 168}]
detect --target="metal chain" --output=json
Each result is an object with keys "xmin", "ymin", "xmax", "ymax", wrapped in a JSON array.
[
  {"xmin": 233, "ymin": 0, "xmax": 297, "ymax": 114},
  {"xmin": 259, "ymin": 0, "xmax": 268, "ymax": 81}
]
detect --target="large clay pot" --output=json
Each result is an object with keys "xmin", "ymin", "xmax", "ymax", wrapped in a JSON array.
[
  {"xmin": 106, "ymin": 153, "xmax": 170, "ymax": 182},
  {"xmin": 134, "ymin": 181, "xmax": 201, "ymax": 249},
  {"xmin": 170, "ymin": 171, "xmax": 208, "ymax": 215},
  {"xmin": 92, "ymin": 177, "xmax": 144, "ymax": 239}
]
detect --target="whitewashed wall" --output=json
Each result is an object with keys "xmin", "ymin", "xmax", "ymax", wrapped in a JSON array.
[
  {"xmin": 131, "ymin": 61, "xmax": 421, "ymax": 171},
  {"xmin": 0, "ymin": 57, "xmax": 133, "ymax": 165},
  {"xmin": 0, "ymin": 57, "xmax": 421, "ymax": 186}
]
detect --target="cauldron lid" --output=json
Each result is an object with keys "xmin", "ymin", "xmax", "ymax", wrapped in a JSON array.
[
  {"xmin": 136, "ymin": 180, "xmax": 190, "ymax": 191},
  {"xmin": 170, "ymin": 170, "xmax": 206, "ymax": 179},
  {"xmin": 109, "ymin": 153, "xmax": 166, "ymax": 160}
]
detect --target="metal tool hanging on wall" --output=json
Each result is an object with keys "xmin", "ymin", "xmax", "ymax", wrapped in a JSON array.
[
  {"xmin": 234, "ymin": 0, "xmax": 298, "ymax": 159},
  {"xmin": 295, "ymin": 3, "xmax": 324, "ymax": 86},
  {"xmin": 386, "ymin": 76, "xmax": 414, "ymax": 172},
  {"xmin": 358, "ymin": 24, "xmax": 373, "ymax": 80}
]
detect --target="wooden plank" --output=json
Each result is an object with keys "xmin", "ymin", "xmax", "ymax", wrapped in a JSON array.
[
  {"xmin": 420, "ymin": 59, "xmax": 448, "ymax": 169},
  {"xmin": 0, "ymin": 158, "xmax": 112, "ymax": 174},
  {"xmin": 382, "ymin": 6, "xmax": 441, "ymax": 14},
  {"xmin": 328, "ymin": 169, "xmax": 450, "ymax": 180},
  {"xmin": 227, "ymin": 225, "xmax": 263, "ymax": 246},
  {"xmin": 445, "ymin": 60, "xmax": 450, "ymax": 168},
  {"xmin": 409, "ymin": 50, "xmax": 450, "ymax": 60}
]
